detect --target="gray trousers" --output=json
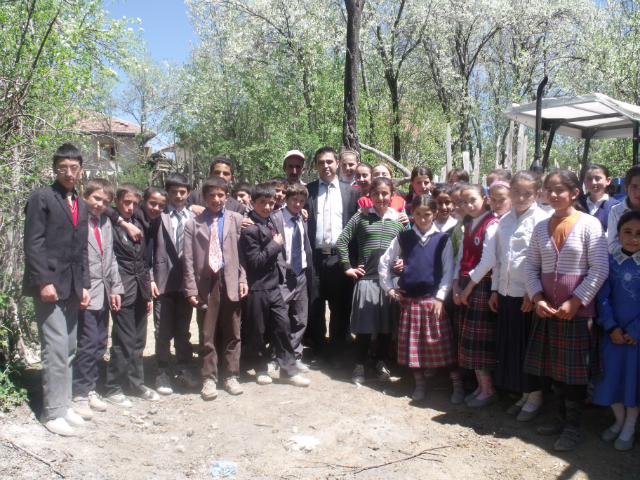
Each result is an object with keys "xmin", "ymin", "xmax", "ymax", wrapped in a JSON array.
[
  {"xmin": 280, "ymin": 270, "xmax": 308, "ymax": 359},
  {"xmin": 34, "ymin": 294, "xmax": 79, "ymax": 420}
]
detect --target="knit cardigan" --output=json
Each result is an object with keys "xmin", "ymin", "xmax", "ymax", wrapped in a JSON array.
[{"xmin": 524, "ymin": 212, "xmax": 609, "ymax": 317}]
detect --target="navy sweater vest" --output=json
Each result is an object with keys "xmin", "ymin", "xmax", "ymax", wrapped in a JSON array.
[{"xmin": 397, "ymin": 230, "xmax": 448, "ymax": 297}]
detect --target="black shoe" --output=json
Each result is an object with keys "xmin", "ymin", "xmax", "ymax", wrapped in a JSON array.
[
  {"xmin": 537, "ymin": 417, "xmax": 566, "ymax": 436},
  {"xmin": 331, "ymin": 356, "xmax": 345, "ymax": 370},
  {"xmin": 554, "ymin": 426, "xmax": 585, "ymax": 451},
  {"xmin": 310, "ymin": 354, "xmax": 326, "ymax": 370}
]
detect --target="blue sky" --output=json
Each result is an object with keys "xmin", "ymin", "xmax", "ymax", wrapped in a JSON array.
[{"xmin": 106, "ymin": 0, "xmax": 197, "ymax": 147}]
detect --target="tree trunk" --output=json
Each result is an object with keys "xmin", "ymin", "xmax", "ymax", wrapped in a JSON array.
[
  {"xmin": 342, "ymin": 0, "xmax": 364, "ymax": 151},
  {"xmin": 385, "ymin": 69, "xmax": 401, "ymax": 161}
]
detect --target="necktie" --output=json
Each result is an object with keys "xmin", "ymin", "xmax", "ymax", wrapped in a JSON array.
[
  {"xmin": 290, "ymin": 215, "xmax": 302, "ymax": 275},
  {"xmin": 173, "ymin": 210, "xmax": 185, "ymax": 257},
  {"xmin": 323, "ymin": 183, "xmax": 332, "ymax": 245},
  {"xmin": 91, "ymin": 217, "xmax": 103, "ymax": 255},
  {"xmin": 209, "ymin": 217, "xmax": 223, "ymax": 273}
]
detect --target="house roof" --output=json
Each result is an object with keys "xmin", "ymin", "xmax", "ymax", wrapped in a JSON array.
[
  {"xmin": 78, "ymin": 113, "xmax": 150, "ymax": 138},
  {"xmin": 502, "ymin": 94, "xmax": 640, "ymax": 140}
]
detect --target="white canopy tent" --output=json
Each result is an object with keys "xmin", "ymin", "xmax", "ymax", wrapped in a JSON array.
[{"xmin": 502, "ymin": 92, "xmax": 640, "ymax": 180}]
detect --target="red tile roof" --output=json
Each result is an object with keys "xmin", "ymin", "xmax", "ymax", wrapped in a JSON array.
[{"xmin": 78, "ymin": 113, "xmax": 141, "ymax": 136}]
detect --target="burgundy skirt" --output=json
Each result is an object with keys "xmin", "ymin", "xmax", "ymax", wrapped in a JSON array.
[{"xmin": 397, "ymin": 297, "xmax": 456, "ymax": 369}]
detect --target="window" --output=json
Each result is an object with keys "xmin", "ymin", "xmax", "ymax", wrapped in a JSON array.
[{"xmin": 100, "ymin": 143, "xmax": 116, "ymax": 160}]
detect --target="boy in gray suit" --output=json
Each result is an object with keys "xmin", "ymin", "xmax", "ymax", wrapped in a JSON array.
[{"xmin": 72, "ymin": 179, "xmax": 124, "ymax": 420}]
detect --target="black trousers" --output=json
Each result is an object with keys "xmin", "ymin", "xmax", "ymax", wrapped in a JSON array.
[
  {"xmin": 73, "ymin": 301, "xmax": 110, "ymax": 398},
  {"xmin": 308, "ymin": 251, "xmax": 354, "ymax": 357},
  {"xmin": 106, "ymin": 292, "xmax": 148, "ymax": 396},
  {"xmin": 243, "ymin": 288, "xmax": 296, "ymax": 377},
  {"xmin": 153, "ymin": 291, "xmax": 193, "ymax": 369}
]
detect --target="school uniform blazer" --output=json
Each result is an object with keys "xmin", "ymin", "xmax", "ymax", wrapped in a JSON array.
[
  {"xmin": 86, "ymin": 214, "xmax": 125, "ymax": 310},
  {"xmin": 112, "ymin": 217, "xmax": 152, "ymax": 306},
  {"xmin": 22, "ymin": 181, "xmax": 91, "ymax": 300},
  {"xmin": 239, "ymin": 212, "xmax": 282, "ymax": 291},
  {"xmin": 303, "ymin": 179, "xmax": 360, "ymax": 250},
  {"xmin": 183, "ymin": 210, "xmax": 246, "ymax": 302},
  {"xmin": 272, "ymin": 209, "xmax": 312, "ymax": 281},
  {"xmin": 579, "ymin": 195, "xmax": 620, "ymax": 232},
  {"xmin": 186, "ymin": 189, "xmax": 246, "ymax": 215},
  {"xmin": 151, "ymin": 208, "xmax": 195, "ymax": 294}
]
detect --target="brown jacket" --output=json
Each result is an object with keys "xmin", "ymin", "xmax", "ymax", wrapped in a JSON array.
[{"xmin": 183, "ymin": 210, "xmax": 246, "ymax": 302}]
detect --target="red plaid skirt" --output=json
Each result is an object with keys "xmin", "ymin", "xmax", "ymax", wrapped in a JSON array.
[
  {"xmin": 523, "ymin": 314, "xmax": 603, "ymax": 385},
  {"xmin": 455, "ymin": 276, "xmax": 497, "ymax": 371},
  {"xmin": 397, "ymin": 297, "xmax": 456, "ymax": 369}
]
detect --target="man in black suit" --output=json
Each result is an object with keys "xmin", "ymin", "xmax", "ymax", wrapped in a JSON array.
[
  {"xmin": 304, "ymin": 146, "xmax": 359, "ymax": 369},
  {"xmin": 23, "ymin": 143, "xmax": 91, "ymax": 436},
  {"xmin": 187, "ymin": 156, "xmax": 246, "ymax": 215}
]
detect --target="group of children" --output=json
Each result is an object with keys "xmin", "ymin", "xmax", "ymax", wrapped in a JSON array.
[{"xmin": 24, "ymin": 142, "xmax": 640, "ymax": 454}]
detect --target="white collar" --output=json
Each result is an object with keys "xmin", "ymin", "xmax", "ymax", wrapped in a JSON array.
[
  {"xmin": 587, "ymin": 194, "xmax": 609, "ymax": 207},
  {"xmin": 168, "ymin": 204, "xmax": 187, "ymax": 216},
  {"xmin": 613, "ymin": 248, "xmax": 640, "ymax": 266},
  {"xmin": 320, "ymin": 177, "xmax": 340, "ymax": 189},
  {"xmin": 368, "ymin": 207, "xmax": 399, "ymax": 220},
  {"xmin": 412, "ymin": 223, "xmax": 439, "ymax": 238},
  {"xmin": 282, "ymin": 208, "xmax": 301, "ymax": 222}
]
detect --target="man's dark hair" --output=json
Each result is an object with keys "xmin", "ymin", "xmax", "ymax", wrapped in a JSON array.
[
  {"xmin": 231, "ymin": 182, "xmax": 252, "ymax": 197},
  {"xmin": 203, "ymin": 176, "xmax": 229, "ymax": 196},
  {"xmin": 53, "ymin": 142, "xmax": 83, "ymax": 167},
  {"xmin": 209, "ymin": 155, "xmax": 235, "ymax": 176},
  {"xmin": 285, "ymin": 182, "xmax": 309, "ymax": 200},
  {"xmin": 85, "ymin": 178, "xmax": 115, "ymax": 200},
  {"xmin": 251, "ymin": 182, "xmax": 276, "ymax": 201},
  {"xmin": 314, "ymin": 146, "xmax": 337, "ymax": 164},
  {"xmin": 164, "ymin": 172, "xmax": 190, "ymax": 192},
  {"xmin": 116, "ymin": 183, "xmax": 142, "ymax": 200},
  {"xmin": 143, "ymin": 186, "xmax": 168, "ymax": 202},
  {"xmin": 270, "ymin": 176, "xmax": 289, "ymax": 189}
]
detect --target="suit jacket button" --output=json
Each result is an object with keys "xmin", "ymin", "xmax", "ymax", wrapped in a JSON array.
[{"xmin": 72, "ymin": 244, "xmax": 76, "ymax": 249}]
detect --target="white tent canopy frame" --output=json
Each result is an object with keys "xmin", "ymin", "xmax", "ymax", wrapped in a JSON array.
[{"xmin": 502, "ymin": 92, "xmax": 640, "ymax": 181}]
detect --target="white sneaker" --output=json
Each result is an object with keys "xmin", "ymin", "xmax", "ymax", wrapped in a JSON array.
[
  {"xmin": 267, "ymin": 361, "xmax": 279, "ymax": 377},
  {"xmin": 64, "ymin": 408, "xmax": 85, "ymax": 427},
  {"xmin": 71, "ymin": 397, "xmax": 94, "ymax": 420},
  {"xmin": 42, "ymin": 416, "xmax": 75, "ymax": 437},
  {"xmin": 105, "ymin": 393, "xmax": 133, "ymax": 407},
  {"xmin": 295, "ymin": 359, "xmax": 309, "ymax": 373},
  {"xmin": 256, "ymin": 372, "xmax": 272, "ymax": 385},
  {"xmin": 88, "ymin": 391, "xmax": 107, "ymax": 411},
  {"xmin": 283, "ymin": 374, "xmax": 310, "ymax": 387},
  {"xmin": 352, "ymin": 364, "xmax": 365, "ymax": 384},
  {"xmin": 155, "ymin": 371, "xmax": 173, "ymax": 395},
  {"xmin": 374, "ymin": 361, "xmax": 391, "ymax": 381}
]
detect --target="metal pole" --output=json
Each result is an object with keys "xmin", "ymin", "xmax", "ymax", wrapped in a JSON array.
[
  {"xmin": 541, "ymin": 123, "xmax": 559, "ymax": 172},
  {"xmin": 579, "ymin": 133, "xmax": 593, "ymax": 187},
  {"xmin": 531, "ymin": 76, "xmax": 548, "ymax": 173},
  {"xmin": 634, "ymin": 121, "xmax": 639, "ymax": 166}
]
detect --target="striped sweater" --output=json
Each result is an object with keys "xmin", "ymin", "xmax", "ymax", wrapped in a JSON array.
[
  {"xmin": 336, "ymin": 210, "xmax": 405, "ymax": 280},
  {"xmin": 524, "ymin": 212, "xmax": 609, "ymax": 317}
]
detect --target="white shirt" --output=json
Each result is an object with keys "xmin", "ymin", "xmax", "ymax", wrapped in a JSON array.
[
  {"xmin": 539, "ymin": 202, "xmax": 554, "ymax": 214},
  {"xmin": 587, "ymin": 193, "xmax": 609, "ymax": 215},
  {"xmin": 340, "ymin": 176, "xmax": 356, "ymax": 187},
  {"xmin": 454, "ymin": 211, "xmax": 499, "ymax": 281},
  {"xmin": 167, "ymin": 204, "xmax": 189, "ymax": 245},
  {"xmin": 608, "ymin": 198, "xmax": 633, "ymax": 253},
  {"xmin": 435, "ymin": 216, "xmax": 458, "ymax": 233},
  {"xmin": 282, "ymin": 208, "xmax": 307, "ymax": 270},
  {"xmin": 315, "ymin": 177, "xmax": 343, "ymax": 248},
  {"xmin": 473, "ymin": 204, "xmax": 550, "ymax": 297},
  {"xmin": 379, "ymin": 224, "xmax": 454, "ymax": 301}
]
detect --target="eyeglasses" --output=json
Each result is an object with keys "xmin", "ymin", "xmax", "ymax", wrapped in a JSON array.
[{"xmin": 55, "ymin": 165, "xmax": 80, "ymax": 174}]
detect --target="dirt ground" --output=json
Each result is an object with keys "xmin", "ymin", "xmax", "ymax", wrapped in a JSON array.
[{"xmin": 1, "ymin": 313, "xmax": 640, "ymax": 480}]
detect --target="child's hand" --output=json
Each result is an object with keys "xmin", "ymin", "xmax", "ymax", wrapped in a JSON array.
[
  {"xmin": 147, "ymin": 302, "xmax": 152, "ymax": 316},
  {"xmin": 241, "ymin": 217, "xmax": 254, "ymax": 229},
  {"xmin": 460, "ymin": 282, "xmax": 476, "ymax": 306},
  {"xmin": 521, "ymin": 293, "xmax": 534, "ymax": 313},
  {"xmin": 273, "ymin": 233, "xmax": 284, "ymax": 245},
  {"xmin": 611, "ymin": 327, "xmax": 626, "ymax": 345},
  {"xmin": 346, "ymin": 265, "xmax": 365, "ymax": 279},
  {"xmin": 431, "ymin": 299, "xmax": 444, "ymax": 318},
  {"xmin": 393, "ymin": 259, "xmax": 404, "ymax": 274},
  {"xmin": 556, "ymin": 297, "xmax": 582, "ymax": 320},
  {"xmin": 110, "ymin": 294, "xmax": 121, "ymax": 312},
  {"xmin": 359, "ymin": 206, "xmax": 368, "ymax": 216},
  {"xmin": 150, "ymin": 281, "xmax": 159, "ymax": 298},
  {"xmin": 121, "ymin": 221, "xmax": 142, "ymax": 242},
  {"xmin": 389, "ymin": 288, "xmax": 405, "ymax": 301},
  {"xmin": 188, "ymin": 295, "xmax": 203, "ymax": 307},
  {"xmin": 623, "ymin": 333, "xmax": 638, "ymax": 345},
  {"xmin": 301, "ymin": 209, "xmax": 308, "ymax": 221},
  {"xmin": 488, "ymin": 292, "xmax": 499, "ymax": 313},
  {"xmin": 191, "ymin": 205, "xmax": 205, "ymax": 215},
  {"xmin": 535, "ymin": 300, "xmax": 557, "ymax": 318},
  {"xmin": 239, "ymin": 283, "xmax": 248, "ymax": 298},
  {"xmin": 397, "ymin": 212, "xmax": 409, "ymax": 226},
  {"xmin": 39, "ymin": 283, "xmax": 58, "ymax": 303},
  {"xmin": 80, "ymin": 289, "xmax": 91, "ymax": 310},
  {"xmin": 453, "ymin": 281, "xmax": 462, "ymax": 305}
]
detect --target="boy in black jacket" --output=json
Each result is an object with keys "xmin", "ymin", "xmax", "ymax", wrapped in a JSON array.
[
  {"xmin": 23, "ymin": 143, "xmax": 91, "ymax": 436},
  {"xmin": 105, "ymin": 184, "xmax": 159, "ymax": 406},
  {"xmin": 240, "ymin": 183, "xmax": 310, "ymax": 387}
]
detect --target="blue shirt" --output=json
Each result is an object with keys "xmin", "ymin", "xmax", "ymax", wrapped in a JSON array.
[{"xmin": 204, "ymin": 208, "xmax": 225, "ymax": 268}]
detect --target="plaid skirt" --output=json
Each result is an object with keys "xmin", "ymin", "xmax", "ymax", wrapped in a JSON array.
[
  {"xmin": 397, "ymin": 297, "xmax": 456, "ymax": 369},
  {"xmin": 456, "ymin": 277, "xmax": 497, "ymax": 371},
  {"xmin": 523, "ymin": 315, "xmax": 603, "ymax": 385}
]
